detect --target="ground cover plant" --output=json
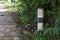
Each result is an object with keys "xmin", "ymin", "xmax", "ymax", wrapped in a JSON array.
[{"xmin": 5, "ymin": 0, "xmax": 60, "ymax": 40}]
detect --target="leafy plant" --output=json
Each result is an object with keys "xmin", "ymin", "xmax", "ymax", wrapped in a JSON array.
[{"xmin": 7, "ymin": 0, "xmax": 60, "ymax": 40}]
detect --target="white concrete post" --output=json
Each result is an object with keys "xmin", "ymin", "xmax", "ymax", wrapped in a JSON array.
[
  {"xmin": 37, "ymin": 8, "xmax": 43, "ymax": 31},
  {"xmin": 8, "ymin": 0, "xmax": 11, "ymax": 4}
]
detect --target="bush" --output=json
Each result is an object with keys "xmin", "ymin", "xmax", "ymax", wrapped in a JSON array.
[{"xmin": 10, "ymin": 0, "xmax": 60, "ymax": 40}]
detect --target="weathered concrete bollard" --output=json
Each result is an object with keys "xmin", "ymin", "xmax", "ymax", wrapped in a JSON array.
[{"xmin": 37, "ymin": 8, "xmax": 43, "ymax": 31}]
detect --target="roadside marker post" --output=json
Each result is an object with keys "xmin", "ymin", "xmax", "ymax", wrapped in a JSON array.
[
  {"xmin": 37, "ymin": 8, "xmax": 43, "ymax": 31},
  {"xmin": 37, "ymin": 8, "xmax": 44, "ymax": 40}
]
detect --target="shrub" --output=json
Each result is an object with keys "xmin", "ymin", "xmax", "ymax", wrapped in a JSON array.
[{"xmin": 11, "ymin": 0, "xmax": 60, "ymax": 40}]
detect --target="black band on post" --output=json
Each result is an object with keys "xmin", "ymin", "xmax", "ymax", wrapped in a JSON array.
[{"xmin": 38, "ymin": 18, "xmax": 43, "ymax": 23}]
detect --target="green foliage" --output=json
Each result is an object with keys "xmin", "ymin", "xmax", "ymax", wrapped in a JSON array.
[
  {"xmin": 11, "ymin": 0, "xmax": 60, "ymax": 40},
  {"xmin": 34, "ymin": 27, "xmax": 60, "ymax": 40},
  {"xmin": 14, "ymin": 0, "xmax": 38, "ymax": 25}
]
